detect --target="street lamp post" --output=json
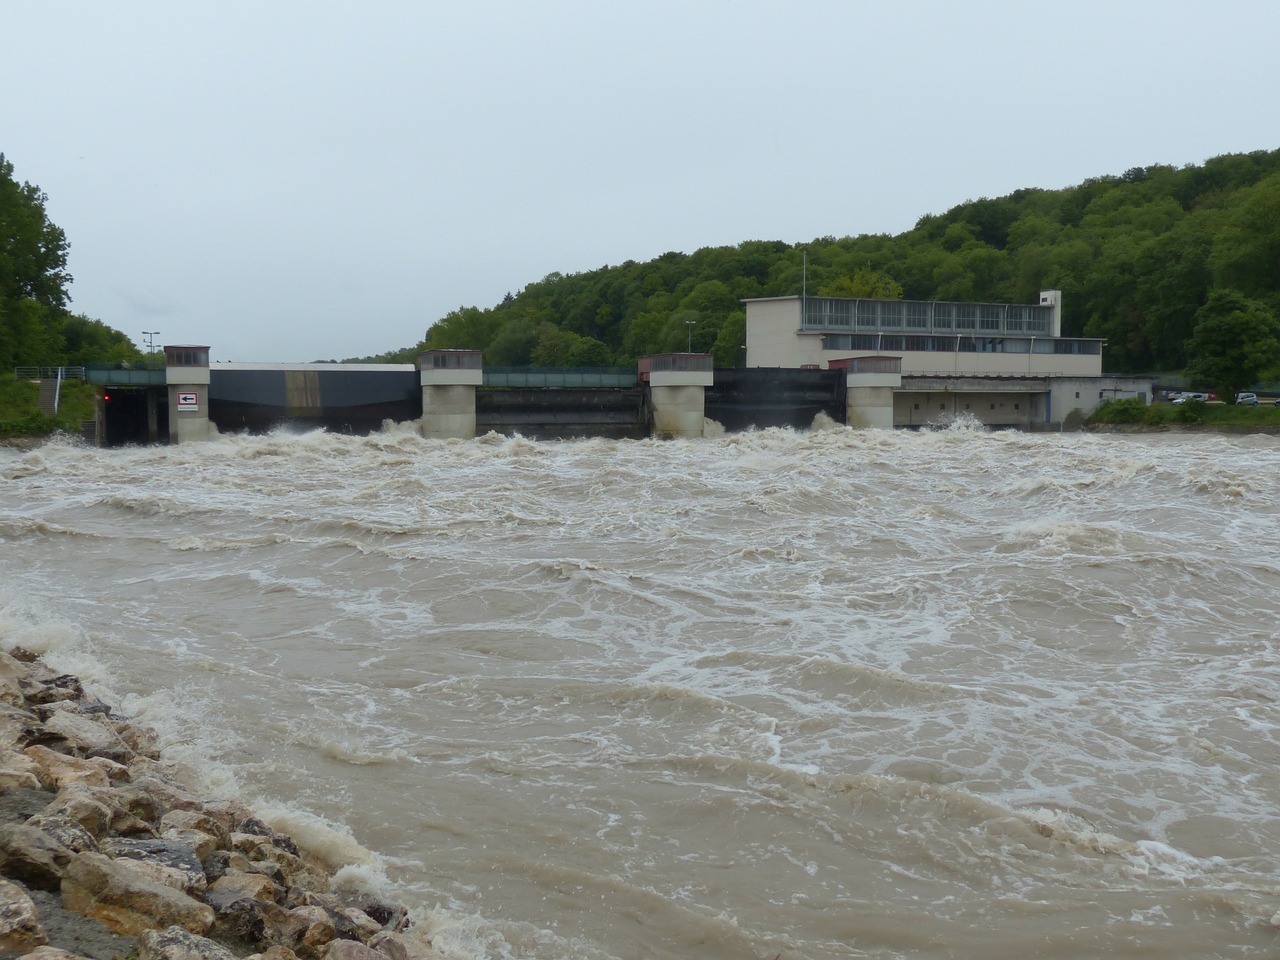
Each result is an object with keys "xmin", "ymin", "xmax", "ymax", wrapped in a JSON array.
[
  {"xmin": 685, "ymin": 318, "xmax": 696, "ymax": 353},
  {"xmin": 142, "ymin": 331, "xmax": 160, "ymax": 354}
]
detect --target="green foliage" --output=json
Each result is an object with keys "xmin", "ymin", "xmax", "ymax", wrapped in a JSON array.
[
  {"xmin": 0, "ymin": 154, "xmax": 146, "ymax": 373},
  {"xmin": 0, "ymin": 375, "xmax": 96, "ymax": 436},
  {"xmin": 1088, "ymin": 397, "xmax": 1148, "ymax": 424},
  {"xmin": 1209, "ymin": 173, "xmax": 1280, "ymax": 299},
  {"xmin": 0, "ymin": 154, "xmax": 72, "ymax": 369},
  {"xmin": 60, "ymin": 313, "xmax": 145, "ymax": 367},
  {"xmin": 1169, "ymin": 398, "xmax": 1209, "ymax": 424},
  {"xmin": 400, "ymin": 148, "xmax": 1280, "ymax": 371},
  {"xmin": 1085, "ymin": 396, "xmax": 1280, "ymax": 428},
  {"xmin": 1183, "ymin": 291, "xmax": 1280, "ymax": 399},
  {"xmin": 817, "ymin": 267, "xmax": 903, "ymax": 299}
]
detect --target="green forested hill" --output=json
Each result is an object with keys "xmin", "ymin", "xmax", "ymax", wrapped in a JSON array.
[
  {"xmin": 384, "ymin": 149, "xmax": 1280, "ymax": 375},
  {"xmin": 5, "ymin": 149, "xmax": 1280, "ymax": 378}
]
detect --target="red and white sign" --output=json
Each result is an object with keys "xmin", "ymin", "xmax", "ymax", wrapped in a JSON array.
[{"xmin": 177, "ymin": 391, "xmax": 199, "ymax": 411}]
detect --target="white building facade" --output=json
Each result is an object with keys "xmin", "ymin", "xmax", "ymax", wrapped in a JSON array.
[{"xmin": 744, "ymin": 291, "xmax": 1153, "ymax": 428}]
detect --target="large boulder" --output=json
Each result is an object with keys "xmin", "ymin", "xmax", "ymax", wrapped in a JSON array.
[
  {"xmin": 0, "ymin": 750, "xmax": 43, "ymax": 792},
  {"xmin": 60, "ymin": 852, "xmax": 215, "ymax": 936},
  {"xmin": 22, "ymin": 815, "xmax": 100, "ymax": 856},
  {"xmin": 0, "ymin": 652, "xmax": 32, "ymax": 709},
  {"xmin": 19, "ymin": 673, "xmax": 87, "ymax": 708},
  {"xmin": 321, "ymin": 941, "xmax": 382, "ymax": 960},
  {"xmin": 0, "ymin": 878, "xmax": 48, "ymax": 952},
  {"xmin": 0, "ymin": 702, "xmax": 41, "ymax": 749},
  {"xmin": 204, "ymin": 871, "xmax": 279, "ymax": 911},
  {"xmin": 137, "ymin": 925, "xmax": 238, "ymax": 960},
  {"xmin": 0, "ymin": 824, "xmax": 74, "ymax": 891},
  {"xmin": 21, "ymin": 746, "xmax": 118, "ymax": 790},
  {"xmin": 99, "ymin": 837, "xmax": 208, "ymax": 895},
  {"xmin": 38, "ymin": 708, "xmax": 134, "ymax": 764},
  {"xmin": 37, "ymin": 784, "xmax": 115, "ymax": 838},
  {"xmin": 15, "ymin": 947, "xmax": 93, "ymax": 960},
  {"xmin": 157, "ymin": 807, "xmax": 228, "ymax": 849}
]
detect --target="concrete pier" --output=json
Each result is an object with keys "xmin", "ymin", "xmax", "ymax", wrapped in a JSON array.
[
  {"xmin": 419, "ymin": 350, "xmax": 482, "ymax": 439},
  {"xmin": 164, "ymin": 345, "xmax": 213, "ymax": 444},
  {"xmin": 832, "ymin": 356, "xmax": 902, "ymax": 429},
  {"xmin": 641, "ymin": 354, "xmax": 714, "ymax": 438}
]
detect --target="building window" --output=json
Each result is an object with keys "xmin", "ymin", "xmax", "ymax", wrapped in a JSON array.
[{"xmin": 1075, "ymin": 392, "xmax": 1080, "ymax": 398}]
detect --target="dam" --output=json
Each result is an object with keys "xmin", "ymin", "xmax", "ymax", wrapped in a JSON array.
[
  {"xmin": 84, "ymin": 348, "xmax": 855, "ymax": 446},
  {"xmin": 78, "ymin": 343, "xmax": 1153, "ymax": 446}
]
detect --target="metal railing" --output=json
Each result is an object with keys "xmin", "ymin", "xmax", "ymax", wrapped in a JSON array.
[
  {"xmin": 841, "ymin": 356, "xmax": 902, "ymax": 375},
  {"xmin": 483, "ymin": 366, "xmax": 638, "ymax": 388},
  {"xmin": 84, "ymin": 360, "xmax": 166, "ymax": 371},
  {"xmin": 13, "ymin": 366, "xmax": 85, "ymax": 380},
  {"xmin": 645, "ymin": 354, "xmax": 713, "ymax": 373}
]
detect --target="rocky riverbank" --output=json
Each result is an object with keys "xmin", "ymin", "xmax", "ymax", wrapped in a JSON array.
[{"xmin": 0, "ymin": 648, "xmax": 436, "ymax": 960}]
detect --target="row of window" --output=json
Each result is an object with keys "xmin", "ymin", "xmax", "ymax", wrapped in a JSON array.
[
  {"xmin": 166, "ymin": 348, "xmax": 208, "ymax": 367},
  {"xmin": 803, "ymin": 297, "xmax": 1054, "ymax": 334},
  {"xmin": 821, "ymin": 334, "xmax": 1101, "ymax": 355},
  {"xmin": 913, "ymin": 402, "xmax": 1020, "ymax": 411}
]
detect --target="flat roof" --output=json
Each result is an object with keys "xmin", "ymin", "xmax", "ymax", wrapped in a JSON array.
[{"xmin": 214, "ymin": 362, "xmax": 416, "ymax": 372}]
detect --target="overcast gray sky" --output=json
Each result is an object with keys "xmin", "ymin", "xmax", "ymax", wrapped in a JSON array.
[{"xmin": 4, "ymin": 1, "xmax": 1278, "ymax": 361}]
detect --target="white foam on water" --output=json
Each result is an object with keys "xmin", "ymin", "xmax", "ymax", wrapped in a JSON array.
[{"xmin": 6, "ymin": 429, "xmax": 1280, "ymax": 956}]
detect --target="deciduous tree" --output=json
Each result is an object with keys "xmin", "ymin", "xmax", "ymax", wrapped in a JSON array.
[
  {"xmin": 1183, "ymin": 290, "xmax": 1280, "ymax": 400},
  {"xmin": 0, "ymin": 154, "xmax": 72, "ymax": 366}
]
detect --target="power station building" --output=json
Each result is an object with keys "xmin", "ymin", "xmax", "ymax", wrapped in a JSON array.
[{"xmin": 744, "ymin": 290, "xmax": 1152, "ymax": 429}]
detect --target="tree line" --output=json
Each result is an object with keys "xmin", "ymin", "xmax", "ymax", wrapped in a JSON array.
[
  {"xmin": 0, "ymin": 154, "xmax": 144, "ymax": 370},
  {"xmin": 394, "ymin": 148, "xmax": 1280, "ymax": 392},
  {"xmin": 5, "ymin": 148, "xmax": 1280, "ymax": 395}
]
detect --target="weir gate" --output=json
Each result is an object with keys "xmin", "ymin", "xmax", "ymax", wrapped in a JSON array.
[{"xmin": 84, "ymin": 349, "xmax": 859, "ymax": 446}]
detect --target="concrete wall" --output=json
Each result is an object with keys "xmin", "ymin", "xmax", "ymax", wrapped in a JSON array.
[
  {"xmin": 166, "ymin": 366, "xmax": 212, "ymax": 444},
  {"xmin": 650, "ymin": 384, "xmax": 706, "ymax": 438},
  {"xmin": 744, "ymin": 298, "xmax": 803, "ymax": 367},
  {"xmin": 1047, "ymin": 376, "xmax": 1156, "ymax": 429},
  {"xmin": 421, "ymin": 384, "xmax": 477, "ymax": 439},
  {"xmin": 895, "ymin": 390, "xmax": 1043, "ymax": 429},
  {"xmin": 846, "ymin": 385, "xmax": 895, "ymax": 428}
]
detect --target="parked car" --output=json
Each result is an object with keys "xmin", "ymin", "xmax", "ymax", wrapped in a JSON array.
[
  {"xmin": 1172, "ymin": 393, "xmax": 1208, "ymax": 404},
  {"xmin": 1235, "ymin": 392, "xmax": 1259, "ymax": 406}
]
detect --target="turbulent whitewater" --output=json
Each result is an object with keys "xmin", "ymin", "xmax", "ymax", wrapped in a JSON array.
[{"xmin": 2, "ymin": 423, "xmax": 1280, "ymax": 959}]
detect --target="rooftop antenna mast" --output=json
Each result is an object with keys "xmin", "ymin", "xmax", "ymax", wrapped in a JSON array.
[{"xmin": 802, "ymin": 250, "xmax": 807, "ymax": 324}]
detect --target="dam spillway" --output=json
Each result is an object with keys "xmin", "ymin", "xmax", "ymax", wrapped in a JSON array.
[{"xmin": 86, "ymin": 355, "xmax": 856, "ymax": 445}]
